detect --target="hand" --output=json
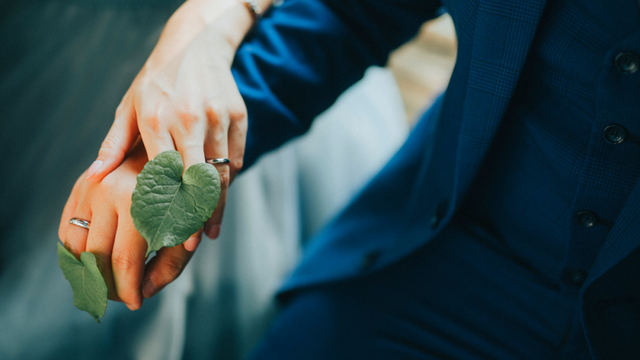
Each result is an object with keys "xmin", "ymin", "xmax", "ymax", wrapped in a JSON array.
[
  {"xmin": 59, "ymin": 142, "xmax": 202, "ymax": 309},
  {"xmin": 83, "ymin": 0, "xmax": 265, "ymax": 247}
]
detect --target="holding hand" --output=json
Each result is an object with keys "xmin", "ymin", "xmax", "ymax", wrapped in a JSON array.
[
  {"xmin": 58, "ymin": 0, "xmax": 270, "ymax": 308},
  {"xmin": 84, "ymin": 0, "xmax": 264, "ymax": 247},
  {"xmin": 59, "ymin": 142, "xmax": 199, "ymax": 309}
]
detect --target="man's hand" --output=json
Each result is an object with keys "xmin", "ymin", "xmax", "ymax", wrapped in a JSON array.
[{"xmin": 59, "ymin": 142, "xmax": 205, "ymax": 309}]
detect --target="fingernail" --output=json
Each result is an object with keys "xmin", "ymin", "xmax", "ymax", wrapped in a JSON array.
[
  {"xmin": 125, "ymin": 302, "xmax": 141, "ymax": 311},
  {"xmin": 141, "ymin": 278, "xmax": 158, "ymax": 299},
  {"xmin": 205, "ymin": 224, "xmax": 220, "ymax": 239},
  {"xmin": 86, "ymin": 160, "xmax": 103, "ymax": 180},
  {"xmin": 183, "ymin": 235, "xmax": 201, "ymax": 252}
]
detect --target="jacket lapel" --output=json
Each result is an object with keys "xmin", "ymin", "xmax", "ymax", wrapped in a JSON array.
[
  {"xmin": 584, "ymin": 180, "xmax": 640, "ymax": 288},
  {"xmin": 453, "ymin": 0, "xmax": 547, "ymax": 205}
]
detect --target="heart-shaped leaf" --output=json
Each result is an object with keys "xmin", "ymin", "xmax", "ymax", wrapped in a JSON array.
[
  {"xmin": 131, "ymin": 150, "xmax": 221, "ymax": 256},
  {"xmin": 57, "ymin": 242, "xmax": 108, "ymax": 322}
]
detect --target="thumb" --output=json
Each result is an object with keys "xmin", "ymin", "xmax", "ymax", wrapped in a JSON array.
[{"xmin": 86, "ymin": 102, "xmax": 139, "ymax": 182}]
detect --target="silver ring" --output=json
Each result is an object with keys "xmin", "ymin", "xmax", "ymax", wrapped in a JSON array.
[
  {"xmin": 69, "ymin": 218, "xmax": 90, "ymax": 230},
  {"xmin": 206, "ymin": 158, "xmax": 230, "ymax": 165}
]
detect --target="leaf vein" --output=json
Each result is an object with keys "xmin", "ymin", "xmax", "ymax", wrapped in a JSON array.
[{"xmin": 149, "ymin": 181, "xmax": 182, "ymax": 251}]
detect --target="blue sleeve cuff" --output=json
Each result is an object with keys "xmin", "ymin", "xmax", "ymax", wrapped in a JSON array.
[{"xmin": 232, "ymin": 0, "xmax": 442, "ymax": 169}]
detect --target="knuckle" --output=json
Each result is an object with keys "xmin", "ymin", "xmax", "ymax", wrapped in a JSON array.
[
  {"xmin": 112, "ymin": 255, "xmax": 138, "ymax": 273},
  {"xmin": 218, "ymin": 170, "xmax": 231, "ymax": 188},
  {"xmin": 230, "ymin": 157, "xmax": 243, "ymax": 172},
  {"xmin": 227, "ymin": 103, "xmax": 247, "ymax": 124},
  {"xmin": 175, "ymin": 106, "xmax": 201, "ymax": 133},
  {"xmin": 235, "ymin": 116, "xmax": 248, "ymax": 133},
  {"xmin": 205, "ymin": 101, "xmax": 228, "ymax": 129},
  {"xmin": 99, "ymin": 173, "xmax": 120, "ymax": 198},
  {"xmin": 140, "ymin": 109, "xmax": 163, "ymax": 134},
  {"xmin": 99, "ymin": 136, "xmax": 124, "ymax": 157},
  {"xmin": 160, "ymin": 254, "xmax": 187, "ymax": 281},
  {"xmin": 101, "ymin": 173, "xmax": 135, "ymax": 209}
]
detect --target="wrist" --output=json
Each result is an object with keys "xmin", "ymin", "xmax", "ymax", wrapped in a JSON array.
[
  {"xmin": 240, "ymin": 0, "xmax": 263, "ymax": 23},
  {"xmin": 213, "ymin": 0, "xmax": 273, "ymax": 51},
  {"xmin": 167, "ymin": 0, "xmax": 253, "ymax": 42}
]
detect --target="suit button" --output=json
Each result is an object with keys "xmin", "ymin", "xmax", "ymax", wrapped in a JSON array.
[
  {"xmin": 575, "ymin": 210, "xmax": 598, "ymax": 228},
  {"xmin": 603, "ymin": 125, "xmax": 627, "ymax": 144},
  {"xmin": 615, "ymin": 52, "xmax": 639, "ymax": 74},
  {"xmin": 562, "ymin": 268, "xmax": 588, "ymax": 286},
  {"xmin": 360, "ymin": 250, "xmax": 381, "ymax": 271}
]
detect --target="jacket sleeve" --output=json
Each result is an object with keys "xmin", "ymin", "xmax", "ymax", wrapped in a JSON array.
[{"xmin": 231, "ymin": 0, "xmax": 443, "ymax": 169}]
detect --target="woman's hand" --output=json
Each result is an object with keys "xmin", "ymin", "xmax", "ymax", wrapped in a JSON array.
[
  {"xmin": 59, "ymin": 142, "xmax": 200, "ymax": 309},
  {"xmin": 84, "ymin": 0, "xmax": 267, "ymax": 245}
]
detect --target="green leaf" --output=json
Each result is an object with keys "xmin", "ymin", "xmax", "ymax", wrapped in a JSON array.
[
  {"xmin": 130, "ymin": 150, "xmax": 221, "ymax": 256},
  {"xmin": 57, "ymin": 242, "xmax": 108, "ymax": 322}
]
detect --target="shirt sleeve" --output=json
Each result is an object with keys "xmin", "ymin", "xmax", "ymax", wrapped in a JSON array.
[{"xmin": 232, "ymin": 0, "xmax": 443, "ymax": 169}]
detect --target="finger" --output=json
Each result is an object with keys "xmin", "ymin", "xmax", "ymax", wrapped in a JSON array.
[
  {"xmin": 59, "ymin": 172, "xmax": 85, "ymax": 241},
  {"xmin": 84, "ymin": 204, "xmax": 120, "ymax": 302},
  {"xmin": 172, "ymin": 130, "xmax": 206, "ymax": 172},
  {"xmin": 183, "ymin": 229, "xmax": 203, "ymax": 252},
  {"xmin": 111, "ymin": 210, "xmax": 147, "ymax": 310},
  {"xmin": 171, "ymin": 129, "xmax": 207, "ymax": 251},
  {"xmin": 86, "ymin": 100, "xmax": 139, "ymax": 182},
  {"xmin": 141, "ymin": 242, "xmax": 195, "ymax": 299},
  {"xmin": 226, "ymin": 90, "xmax": 248, "ymax": 181},
  {"xmin": 203, "ymin": 184, "xmax": 227, "ymax": 240},
  {"xmin": 201, "ymin": 104, "xmax": 230, "ymax": 240},
  {"xmin": 64, "ymin": 197, "xmax": 93, "ymax": 259},
  {"xmin": 137, "ymin": 105, "xmax": 177, "ymax": 162}
]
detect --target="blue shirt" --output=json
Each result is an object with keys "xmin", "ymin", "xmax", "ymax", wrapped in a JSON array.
[{"xmin": 462, "ymin": 0, "xmax": 640, "ymax": 292}]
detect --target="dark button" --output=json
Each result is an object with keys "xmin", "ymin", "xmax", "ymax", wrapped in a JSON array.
[
  {"xmin": 615, "ymin": 52, "xmax": 639, "ymax": 74},
  {"xmin": 562, "ymin": 268, "xmax": 588, "ymax": 286},
  {"xmin": 430, "ymin": 202, "xmax": 448, "ymax": 230},
  {"xmin": 360, "ymin": 250, "xmax": 381, "ymax": 271},
  {"xmin": 575, "ymin": 210, "xmax": 598, "ymax": 228},
  {"xmin": 603, "ymin": 125, "xmax": 627, "ymax": 144}
]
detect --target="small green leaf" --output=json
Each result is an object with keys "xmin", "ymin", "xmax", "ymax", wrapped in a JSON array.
[
  {"xmin": 130, "ymin": 150, "xmax": 221, "ymax": 256},
  {"xmin": 57, "ymin": 242, "xmax": 108, "ymax": 322}
]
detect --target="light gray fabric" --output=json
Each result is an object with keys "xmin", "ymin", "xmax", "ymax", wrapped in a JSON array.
[
  {"xmin": 181, "ymin": 68, "xmax": 408, "ymax": 359},
  {"xmin": 0, "ymin": 0, "xmax": 408, "ymax": 357}
]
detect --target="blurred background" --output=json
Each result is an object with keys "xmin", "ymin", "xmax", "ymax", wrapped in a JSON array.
[
  {"xmin": 390, "ymin": 14, "xmax": 457, "ymax": 124},
  {"xmin": 0, "ymin": 1, "xmax": 455, "ymax": 359}
]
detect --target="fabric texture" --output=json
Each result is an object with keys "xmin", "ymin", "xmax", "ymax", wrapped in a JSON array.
[
  {"xmin": 251, "ymin": 221, "xmax": 589, "ymax": 360},
  {"xmin": 463, "ymin": 0, "xmax": 640, "ymax": 293},
  {"xmin": 230, "ymin": 0, "xmax": 640, "ymax": 358}
]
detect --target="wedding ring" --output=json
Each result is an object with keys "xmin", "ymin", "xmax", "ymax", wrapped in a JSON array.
[
  {"xmin": 69, "ymin": 218, "xmax": 90, "ymax": 230},
  {"xmin": 206, "ymin": 158, "xmax": 230, "ymax": 165}
]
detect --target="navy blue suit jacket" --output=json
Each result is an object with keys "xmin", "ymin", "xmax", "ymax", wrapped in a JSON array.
[{"xmin": 231, "ymin": 0, "xmax": 640, "ymax": 357}]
